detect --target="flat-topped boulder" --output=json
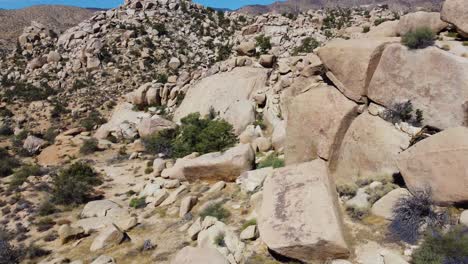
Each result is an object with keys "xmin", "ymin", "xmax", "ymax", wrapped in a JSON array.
[
  {"xmin": 396, "ymin": 12, "xmax": 448, "ymax": 36},
  {"xmin": 161, "ymin": 144, "xmax": 255, "ymax": 182},
  {"xmin": 285, "ymin": 85, "xmax": 357, "ymax": 164},
  {"xmin": 441, "ymin": 0, "xmax": 468, "ymax": 37},
  {"xmin": 368, "ymin": 44, "xmax": 468, "ymax": 129},
  {"xmin": 329, "ymin": 112, "xmax": 410, "ymax": 185},
  {"xmin": 397, "ymin": 127, "xmax": 468, "ymax": 205},
  {"xmin": 259, "ymin": 160, "xmax": 349, "ymax": 262},
  {"xmin": 174, "ymin": 67, "xmax": 268, "ymax": 134},
  {"xmin": 317, "ymin": 38, "xmax": 398, "ymax": 102}
]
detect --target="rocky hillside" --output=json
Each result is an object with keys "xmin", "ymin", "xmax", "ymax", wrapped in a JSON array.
[
  {"xmin": 0, "ymin": 5, "xmax": 96, "ymax": 55},
  {"xmin": 238, "ymin": 0, "xmax": 444, "ymax": 14},
  {"xmin": 1, "ymin": 0, "xmax": 468, "ymax": 263}
]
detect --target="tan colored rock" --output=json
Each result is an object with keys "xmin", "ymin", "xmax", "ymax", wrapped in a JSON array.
[
  {"xmin": 259, "ymin": 54, "xmax": 276, "ymax": 68},
  {"xmin": 171, "ymin": 246, "xmax": 229, "ymax": 264},
  {"xmin": 235, "ymin": 41, "xmax": 256, "ymax": 56},
  {"xmin": 367, "ymin": 21, "xmax": 398, "ymax": 37},
  {"xmin": 441, "ymin": 0, "xmax": 468, "ymax": 37},
  {"xmin": 136, "ymin": 116, "xmax": 175, "ymax": 137},
  {"xmin": 317, "ymin": 38, "xmax": 397, "ymax": 102},
  {"xmin": 329, "ymin": 112, "xmax": 410, "ymax": 184},
  {"xmin": 371, "ymin": 188, "xmax": 411, "ymax": 220},
  {"xmin": 285, "ymin": 85, "xmax": 357, "ymax": 164},
  {"xmin": 58, "ymin": 224, "xmax": 84, "ymax": 245},
  {"xmin": 397, "ymin": 127, "xmax": 468, "ymax": 204},
  {"xmin": 259, "ymin": 160, "xmax": 349, "ymax": 262},
  {"xmin": 396, "ymin": 12, "xmax": 448, "ymax": 36},
  {"xmin": 162, "ymin": 144, "xmax": 254, "ymax": 182},
  {"xmin": 368, "ymin": 44, "xmax": 468, "ymax": 129},
  {"xmin": 90, "ymin": 224, "xmax": 124, "ymax": 252},
  {"xmin": 179, "ymin": 196, "xmax": 197, "ymax": 217}
]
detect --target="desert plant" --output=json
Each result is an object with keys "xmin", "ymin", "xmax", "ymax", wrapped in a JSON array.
[
  {"xmin": 402, "ymin": 27, "xmax": 435, "ymax": 49},
  {"xmin": 293, "ymin": 37, "xmax": 320, "ymax": 55},
  {"xmin": 257, "ymin": 153, "xmax": 285, "ymax": 169},
  {"xmin": 80, "ymin": 138, "xmax": 99, "ymax": 155},
  {"xmin": 129, "ymin": 197, "xmax": 147, "ymax": 209},
  {"xmin": 0, "ymin": 238, "xmax": 20, "ymax": 264},
  {"xmin": 255, "ymin": 34, "xmax": 272, "ymax": 54},
  {"xmin": 388, "ymin": 189, "xmax": 448, "ymax": 244},
  {"xmin": 366, "ymin": 182, "xmax": 398, "ymax": 204},
  {"xmin": 381, "ymin": 100, "xmax": 424, "ymax": 126},
  {"xmin": 200, "ymin": 202, "xmax": 231, "ymax": 222},
  {"xmin": 51, "ymin": 162, "xmax": 101, "ymax": 205},
  {"xmin": 9, "ymin": 164, "xmax": 42, "ymax": 190},
  {"xmin": 346, "ymin": 205, "xmax": 369, "ymax": 221},
  {"xmin": 0, "ymin": 148, "xmax": 20, "ymax": 177},
  {"xmin": 241, "ymin": 219, "xmax": 257, "ymax": 231},
  {"xmin": 412, "ymin": 226, "xmax": 468, "ymax": 264},
  {"xmin": 362, "ymin": 26, "xmax": 370, "ymax": 33},
  {"xmin": 142, "ymin": 129, "xmax": 176, "ymax": 156},
  {"xmin": 37, "ymin": 200, "xmax": 57, "ymax": 216},
  {"xmin": 36, "ymin": 217, "xmax": 55, "ymax": 232},
  {"xmin": 336, "ymin": 183, "xmax": 358, "ymax": 197},
  {"xmin": 80, "ymin": 111, "xmax": 106, "ymax": 131},
  {"xmin": 214, "ymin": 233, "xmax": 226, "ymax": 247}
]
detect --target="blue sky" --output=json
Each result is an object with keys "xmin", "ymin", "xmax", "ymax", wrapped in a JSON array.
[{"xmin": 0, "ymin": 0, "xmax": 278, "ymax": 10}]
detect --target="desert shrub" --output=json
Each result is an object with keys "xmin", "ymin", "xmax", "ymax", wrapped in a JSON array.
[
  {"xmin": 129, "ymin": 197, "xmax": 147, "ymax": 209},
  {"xmin": 144, "ymin": 167, "xmax": 153, "ymax": 174},
  {"xmin": 80, "ymin": 111, "xmax": 106, "ymax": 131},
  {"xmin": 200, "ymin": 202, "xmax": 231, "ymax": 222},
  {"xmin": 142, "ymin": 129, "xmax": 176, "ymax": 156},
  {"xmin": 293, "ymin": 37, "xmax": 320, "ymax": 55},
  {"xmin": 388, "ymin": 189, "xmax": 448, "ymax": 244},
  {"xmin": 43, "ymin": 128, "xmax": 58, "ymax": 143},
  {"xmin": 216, "ymin": 44, "xmax": 231, "ymax": 62},
  {"xmin": 0, "ymin": 148, "xmax": 20, "ymax": 177},
  {"xmin": 50, "ymin": 100, "xmax": 69, "ymax": 118},
  {"xmin": 381, "ymin": 100, "xmax": 424, "ymax": 126},
  {"xmin": 36, "ymin": 217, "xmax": 55, "ymax": 232},
  {"xmin": 9, "ymin": 164, "xmax": 42, "ymax": 190},
  {"xmin": 51, "ymin": 162, "xmax": 101, "ymax": 205},
  {"xmin": 153, "ymin": 23, "xmax": 168, "ymax": 36},
  {"xmin": 80, "ymin": 138, "xmax": 99, "ymax": 155},
  {"xmin": 37, "ymin": 200, "xmax": 57, "ymax": 216},
  {"xmin": 257, "ymin": 153, "xmax": 285, "ymax": 169},
  {"xmin": 346, "ymin": 205, "xmax": 369, "ymax": 221},
  {"xmin": 463, "ymin": 41, "xmax": 468, "ymax": 47},
  {"xmin": 0, "ymin": 123, "xmax": 13, "ymax": 136},
  {"xmin": 156, "ymin": 73, "xmax": 168, "ymax": 84},
  {"xmin": 362, "ymin": 26, "xmax": 370, "ymax": 33},
  {"xmin": 402, "ymin": 27, "xmax": 435, "ymax": 49},
  {"xmin": 336, "ymin": 183, "xmax": 358, "ymax": 197},
  {"xmin": 0, "ymin": 238, "xmax": 21, "ymax": 264},
  {"xmin": 23, "ymin": 243, "xmax": 50, "ymax": 259},
  {"xmin": 374, "ymin": 18, "xmax": 388, "ymax": 26},
  {"xmin": 366, "ymin": 182, "xmax": 398, "ymax": 204},
  {"xmin": 0, "ymin": 108, "xmax": 13, "ymax": 118},
  {"xmin": 255, "ymin": 34, "xmax": 272, "ymax": 54},
  {"xmin": 171, "ymin": 113, "xmax": 237, "ymax": 158},
  {"xmin": 241, "ymin": 219, "xmax": 257, "ymax": 231},
  {"xmin": 214, "ymin": 233, "xmax": 226, "ymax": 246},
  {"xmin": 412, "ymin": 226, "xmax": 468, "ymax": 264},
  {"xmin": 3, "ymin": 82, "xmax": 56, "ymax": 102}
]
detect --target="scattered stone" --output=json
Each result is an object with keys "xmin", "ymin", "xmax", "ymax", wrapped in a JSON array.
[
  {"xmin": 371, "ymin": 188, "xmax": 411, "ymax": 220},
  {"xmin": 90, "ymin": 224, "xmax": 125, "ymax": 252}
]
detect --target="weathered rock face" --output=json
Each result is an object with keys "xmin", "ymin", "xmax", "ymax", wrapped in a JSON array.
[
  {"xmin": 329, "ymin": 112, "xmax": 410, "ymax": 184},
  {"xmin": 171, "ymin": 246, "xmax": 229, "ymax": 264},
  {"xmin": 285, "ymin": 85, "xmax": 357, "ymax": 164},
  {"xmin": 317, "ymin": 38, "xmax": 397, "ymax": 102},
  {"xmin": 441, "ymin": 0, "xmax": 468, "ymax": 37},
  {"xmin": 174, "ymin": 67, "xmax": 268, "ymax": 134},
  {"xmin": 90, "ymin": 224, "xmax": 125, "ymax": 252},
  {"xmin": 366, "ymin": 20, "xmax": 398, "ymax": 38},
  {"xmin": 162, "ymin": 144, "xmax": 255, "ymax": 182},
  {"xmin": 397, "ymin": 127, "xmax": 468, "ymax": 205},
  {"xmin": 136, "ymin": 116, "xmax": 176, "ymax": 137},
  {"xmin": 368, "ymin": 44, "xmax": 468, "ymax": 129},
  {"xmin": 23, "ymin": 135, "xmax": 47, "ymax": 154},
  {"xmin": 396, "ymin": 12, "xmax": 448, "ymax": 36},
  {"xmin": 258, "ymin": 160, "xmax": 349, "ymax": 262},
  {"xmin": 371, "ymin": 188, "xmax": 411, "ymax": 220}
]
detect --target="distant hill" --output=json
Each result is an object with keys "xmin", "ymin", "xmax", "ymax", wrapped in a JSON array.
[
  {"xmin": 238, "ymin": 0, "xmax": 444, "ymax": 14},
  {"xmin": 0, "ymin": 5, "xmax": 95, "ymax": 54}
]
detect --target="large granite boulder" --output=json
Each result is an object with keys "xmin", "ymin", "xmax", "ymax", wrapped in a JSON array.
[
  {"xmin": 136, "ymin": 116, "xmax": 176, "ymax": 137},
  {"xmin": 258, "ymin": 160, "xmax": 350, "ymax": 262},
  {"xmin": 329, "ymin": 112, "xmax": 410, "ymax": 185},
  {"xmin": 397, "ymin": 127, "xmax": 468, "ymax": 204},
  {"xmin": 161, "ymin": 144, "xmax": 255, "ymax": 182},
  {"xmin": 174, "ymin": 67, "xmax": 268, "ymax": 134},
  {"xmin": 441, "ymin": 0, "xmax": 468, "ymax": 37},
  {"xmin": 317, "ymin": 38, "xmax": 397, "ymax": 102},
  {"xmin": 396, "ymin": 12, "xmax": 448, "ymax": 36},
  {"xmin": 368, "ymin": 44, "xmax": 468, "ymax": 129},
  {"xmin": 285, "ymin": 85, "xmax": 357, "ymax": 165},
  {"xmin": 171, "ymin": 247, "xmax": 229, "ymax": 264},
  {"xmin": 366, "ymin": 21, "xmax": 398, "ymax": 37}
]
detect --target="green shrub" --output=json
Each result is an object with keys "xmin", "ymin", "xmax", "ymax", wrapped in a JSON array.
[
  {"xmin": 463, "ymin": 41, "xmax": 468, "ymax": 47},
  {"xmin": 0, "ymin": 148, "xmax": 20, "ymax": 177},
  {"xmin": 129, "ymin": 197, "xmax": 147, "ymax": 209},
  {"xmin": 366, "ymin": 182, "xmax": 398, "ymax": 204},
  {"xmin": 43, "ymin": 128, "xmax": 58, "ymax": 143},
  {"xmin": 362, "ymin": 26, "xmax": 370, "ymax": 33},
  {"xmin": 214, "ymin": 233, "xmax": 226, "ymax": 247},
  {"xmin": 0, "ymin": 237, "xmax": 21, "ymax": 264},
  {"xmin": 374, "ymin": 18, "xmax": 388, "ymax": 26},
  {"xmin": 153, "ymin": 23, "xmax": 168, "ymax": 36},
  {"xmin": 80, "ymin": 112, "xmax": 106, "ymax": 131},
  {"xmin": 241, "ymin": 219, "xmax": 257, "ymax": 231},
  {"xmin": 200, "ymin": 202, "xmax": 231, "ymax": 222},
  {"xmin": 80, "ymin": 138, "xmax": 99, "ymax": 155},
  {"xmin": 293, "ymin": 37, "xmax": 320, "ymax": 55},
  {"xmin": 336, "ymin": 183, "xmax": 358, "ymax": 197},
  {"xmin": 255, "ymin": 34, "xmax": 272, "ymax": 54},
  {"xmin": 346, "ymin": 205, "xmax": 369, "ymax": 221},
  {"xmin": 381, "ymin": 100, "xmax": 424, "ymax": 126},
  {"xmin": 51, "ymin": 162, "xmax": 101, "ymax": 205},
  {"xmin": 37, "ymin": 200, "xmax": 57, "ymax": 216},
  {"xmin": 257, "ymin": 153, "xmax": 285, "ymax": 169},
  {"xmin": 156, "ymin": 73, "xmax": 168, "ymax": 84},
  {"xmin": 402, "ymin": 27, "xmax": 435, "ymax": 49},
  {"xmin": 412, "ymin": 226, "xmax": 468, "ymax": 264},
  {"xmin": 142, "ymin": 129, "xmax": 176, "ymax": 156},
  {"xmin": 9, "ymin": 164, "xmax": 41, "ymax": 190},
  {"xmin": 171, "ymin": 113, "xmax": 237, "ymax": 158},
  {"xmin": 3, "ymin": 82, "xmax": 56, "ymax": 102}
]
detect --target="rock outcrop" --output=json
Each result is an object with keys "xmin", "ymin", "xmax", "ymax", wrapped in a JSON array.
[
  {"xmin": 259, "ymin": 160, "xmax": 349, "ymax": 262},
  {"xmin": 396, "ymin": 12, "xmax": 448, "ymax": 36},
  {"xmin": 171, "ymin": 246, "xmax": 229, "ymax": 264},
  {"xmin": 441, "ymin": 0, "xmax": 468, "ymax": 37}
]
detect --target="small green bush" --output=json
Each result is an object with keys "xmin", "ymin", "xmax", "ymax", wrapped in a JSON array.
[
  {"xmin": 381, "ymin": 100, "xmax": 424, "ymax": 126},
  {"xmin": 293, "ymin": 37, "xmax": 320, "ymax": 55},
  {"xmin": 257, "ymin": 153, "xmax": 285, "ymax": 169},
  {"xmin": 37, "ymin": 200, "xmax": 57, "ymax": 216},
  {"xmin": 362, "ymin": 26, "xmax": 370, "ymax": 33},
  {"xmin": 80, "ymin": 138, "xmax": 99, "ymax": 155},
  {"xmin": 129, "ymin": 197, "xmax": 147, "ymax": 209},
  {"xmin": 51, "ymin": 162, "xmax": 101, "ymax": 205},
  {"xmin": 214, "ymin": 233, "xmax": 226, "ymax": 247},
  {"xmin": 402, "ymin": 27, "xmax": 435, "ymax": 49},
  {"xmin": 346, "ymin": 205, "xmax": 369, "ymax": 221},
  {"xmin": 200, "ymin": 202, "xmax": 231, "ymax": 222},
  {"xmin": 9, "ymin": 164, "xmax": 41, "ymax": 190},
  {"xmin": 80, "ymin": 112, "xmax": 106, "ymax": 131},
  {"xmin": 412, "ymin": 226, "xmax": 468, "ymax": 264},
  {"xmin": 156, "ymin": 73, "xmax": 168, "ymax": 84},
  {"xmin": 0, "ymin": 148, "xmax": 20, "ymax": 177},
  {"xmin": 142, "ymin": 129, "xmax": 176, "ymax": 156},
  {"xmin": 255, "ymin": 34, "xmax": 272, "ymax": 54},
  {"xmin": 336, "ymin": 183, "xmax": 358, "ymax": 197}
]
